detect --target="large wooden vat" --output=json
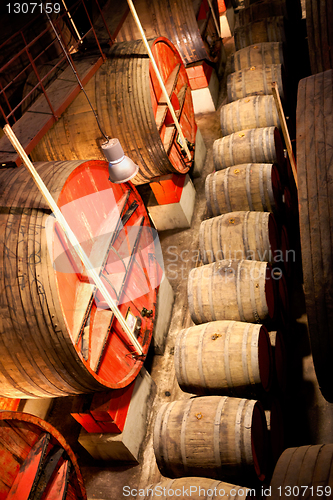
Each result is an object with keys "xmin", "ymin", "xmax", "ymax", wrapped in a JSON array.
[
  {"xmin": 142, "ymin": 477, "xmax": 256, "ymax": 499},
  {"xmin": 233, "ymin": 43, "xmax": 285, "ymax": 72},
  {"xmin": 116, "ymin": 0, "xmax": 219, "ymax": 65},
  {"xmin": 0, "ymin": 411, "xmax": 86, "ymax": 500},
  {"xmin": 199, "ymin": 211, "xmax": 279, "ymax": 265},
  {"xmin": 30, "ymin": 38, "xmax": 197, "ymax": 185},
  {"xmin": 220, "ymin": 95, "xmax": 281, "ymax": 136},
  {"xmin": 227, "ymin": 65, "xmax": 286, "ymax": 103},
  {"xmin": 0, "ymin": 160, "xmax": 159, "ymax": 398},
  {"xmin": 234, "ymin": 17, "xmax": 286, "ymax": 51},
  {"xmin": 205, "ymin": 164, "xmax": 282, "ymax": 217},
  {"xmin": 153, "ymin": 396, "xmax": 268, "ymax": 482},
  {"xmin": 213, "ymin": 127, "xmax": 284, "ymax": 169},
  {"xmin": 297, "ymin": 70, "xmax": 333, "ymax": 402},
  {"xmin": 188, "ymin": 260, "xmax": 276, "ymax": 324},
  {"xmin": 174, "ymin": 321, "xmax": 272, "ymax": 398},
  {"xmin": 270, "ymin": 445, "xmax": 333, "ymax": 498}
]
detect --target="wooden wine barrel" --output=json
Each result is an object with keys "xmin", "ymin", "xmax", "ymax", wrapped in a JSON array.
[
  {"xmin": 220, "ymin": 95, "xmax": 281, "ymax": 136},
  {"xmin": 30, "ymin": 38, "xmax": 196, "ymax": 185},
  {"xmin": 0, "ymin": 160, "xmax": 159, "ymax": 398},
  {"xmin": 0, "ymin": 411, "xmax": 86, "ymax": 500},
  {"xmin": 143, "ymin": 477, "xmax": 257, "ymax": 499},
  {"xmin": 234, "ymin": 17, "xmax": 286, "ymax": 51},
  {"xmin": 213, "ymin": 127, "xmax": 284, "ymax": 169},
  {"xmin": 174, "ymin": 321, "xmax": 272, "ymax": 398},
  {"xmin": 188, "ymin": 260, "xmax": 276, "ymax": 324},
  {"xmin": 205, "ymin": 163, "xmax": 283, "ymax": 217},
  {"xmin": 199, "ymin": 211, "xmax": 279, "ymax": 265},
  {"xmin": 297, "ymin": 70, "xmax": 333, "ymax": 402},
  {"xmin": 270, "ymin": 445, "xmax": 333, "ymax": 498},
  {"xmin": 240, "ymin": 0, "xmax": 302, "ymax": 24},
  {"xmin": 227, "ymin": 65, "xmax": 286, "ymax": 103},
  {"xmin": 153, "ymin": 396, "xmax": 268, "ymax": 481},
  {"xmin": 116, "ymin": 0, "xmax": 217, "ymax": 65},
  {"xmin": 265, "ymin": 398, "xmax": 285, "ymax": 465},
  {"xmin": 233, "ymin": 43, "xmax": 285, "ymax": 72},
  {"xmin": 268, "ymin": 330, "xmax": 287, "ymax": 393}
]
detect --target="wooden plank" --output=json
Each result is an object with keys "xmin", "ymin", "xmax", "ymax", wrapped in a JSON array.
[
  {"xmin": 271, "ymin": 82, "xmax": 297, "ymax": 189},
  {"xmin": 0, "ymin": 56, "xmax": 104, "ymax": 166}
]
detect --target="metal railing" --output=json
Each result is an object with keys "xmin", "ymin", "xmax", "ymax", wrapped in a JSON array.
[{"xmin": 0, "ymin": 0, "xmax": 113, "ymax": 126}]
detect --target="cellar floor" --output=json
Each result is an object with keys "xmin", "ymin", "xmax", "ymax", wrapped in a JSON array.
[{"xmin": 47, "ymin": 41, "xmax": 333, "ymax": 500}]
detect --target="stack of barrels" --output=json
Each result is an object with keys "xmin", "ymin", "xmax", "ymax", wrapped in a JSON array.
[{"xmin": 151, "ymin": 0, "xmax": 303, "ymax": 491}]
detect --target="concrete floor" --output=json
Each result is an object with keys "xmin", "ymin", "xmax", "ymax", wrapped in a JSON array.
[{"xmin": 46, "ymin": 33, "xmax": 333, "ymax": 500}]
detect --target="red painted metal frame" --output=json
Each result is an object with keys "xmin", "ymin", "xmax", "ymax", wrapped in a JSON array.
[
  {"xmin": 0, "ymin": 411, "xmax": 86, "ymax": 500},
  {"xmin": 71, "ymin": 381, "xmax": 135, "ymax": 434}
]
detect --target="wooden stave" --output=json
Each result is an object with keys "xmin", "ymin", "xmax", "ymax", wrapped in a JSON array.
[
  {"xmin": 227, "ymin": 64, "xmax": 286, "ymax": 104},
  {"xmin": 142, "ymin": 477, "xmax": 256, "ymax": 500},
  {"xmin": 233, "ymin": 42, "xmax": 285, "ymax": 72},
  {"xmin": 0, "ymin": 163, "xmax": 106, "ymax": 398},
  {"xmin": 234, "ymin": 17, "xmax": 286, "ymax": 51},
  {"xmin": 199, "ymin": 211, "xmax": 279, "ymax": 265},
  {"xmin": 305, "ymin": 0, "xmax": 317, "ymax": 74},
  {"xmin": 0, "ymin": 161, "xmax": 156, "ymax": 398},
  {"xmin": 10, "ymin": 163, "xmax": 93, "ymax": 397},
  {"xmin": 174, "ymin": 321, "xmax": 273, "ymax": 398},
  {"xmin": 320, "ymin": 0, "xmax": 331, "ymax": 71},
  {"xmin": 187, "ymin": 259, "xmax": 276, "ymax": 325},
  {"xmin": 30, "ymin": 38, "xmax": 195, "ymax": 184},
  {"xmin": 0, "ymin": 163, "xmax": 80, "ymax": 398},
  {"xmin": 311, "ymin": 0, "xmax": 324, "ymax": 73},
  {"xmin": 270, "ymin": 445, "xmax": 333, "ymax": 498},
  {"xmin": 153, "ymin": 396, "xmax": 268, "ymax": 481},
  {"xmin": 205, "ymin": 163, "xmax": 282, "ymax": 217},
  {"xmin": 116, "ymin": 0, "xmax": 209, "ymax": 65},
  {"xmin": 213, "ymin": 127, "xmax": 284, "ymax": 169},
  {"xmin": 297, "ymin": 70, "xmax": 333, "ymax": 402},
  {"xmin": 220, "ymin": 95, "xmax": 281, "ymax": 136}
]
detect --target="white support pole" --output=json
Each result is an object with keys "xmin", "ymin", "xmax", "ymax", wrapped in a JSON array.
[
  {"xmin": 3, "ymin": 124, "xmax": 143, "ymax": 356},
  {"xmin": 126, "ymin": 0, "xmax": 192, "ymax": 162},
  {"xmin": 207, "ymin": 0, "xmax": 221, "ymax": 39}
]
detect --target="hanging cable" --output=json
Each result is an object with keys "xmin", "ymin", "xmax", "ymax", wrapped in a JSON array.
[{"xmin": 42, "ymin": 1, "xmax": 109, "ymax": 141}]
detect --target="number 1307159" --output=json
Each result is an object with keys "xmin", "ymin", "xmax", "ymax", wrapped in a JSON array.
[{"xmin": 6, "ymin": 3, "xmax": 61, "ymax": 14}]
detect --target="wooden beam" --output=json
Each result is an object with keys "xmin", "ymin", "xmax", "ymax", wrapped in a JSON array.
[{"xmin": 271, "ymin": 81, "xmax": 298, "ymax": 189}]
